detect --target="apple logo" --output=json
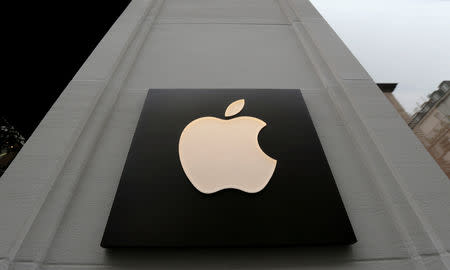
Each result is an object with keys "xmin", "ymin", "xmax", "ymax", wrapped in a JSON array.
[{"xmin": 178, "ymin": 99, "xmax": 277, "ymax": 194}]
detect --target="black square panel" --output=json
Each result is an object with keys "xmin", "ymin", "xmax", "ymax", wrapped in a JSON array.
[{"xmin": 101, "ymin": 89, "xmax": 356, "ymax": 247}]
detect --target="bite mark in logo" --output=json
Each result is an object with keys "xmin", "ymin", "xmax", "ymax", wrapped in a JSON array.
[{"xmin": 178, "ymin": 99, "xmax": 277, "ymax": 194}]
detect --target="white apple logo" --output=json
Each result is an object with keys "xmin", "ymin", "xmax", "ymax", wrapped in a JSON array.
[{"xmin": 178, "ymin": 99, "xmax": 277, "ymax": 194}]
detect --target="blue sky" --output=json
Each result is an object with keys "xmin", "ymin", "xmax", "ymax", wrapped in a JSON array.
[{"xmin": 310, "ymin": 0, "xmax": 450, "ymax": 114}]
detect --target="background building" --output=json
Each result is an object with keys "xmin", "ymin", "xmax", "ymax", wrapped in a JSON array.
[
  {"xmin": 409, "ymin": 81, "xmax": 450, "ymax": 178},
  {"xmin": 379, "ymin": 81, "xmax": 450, "ymax": 178},
  {"xmin": 1, "ymin": 1, "xmax": 449, "ymax": 269},
  {"xmin": 377, "ymin": 81, "xmax": 450, "ymax": 177}
]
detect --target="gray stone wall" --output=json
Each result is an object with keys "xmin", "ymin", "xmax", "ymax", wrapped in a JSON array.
[{"xmin": 1, "ymin": 1, "xmax": 449, "ymax": 269}]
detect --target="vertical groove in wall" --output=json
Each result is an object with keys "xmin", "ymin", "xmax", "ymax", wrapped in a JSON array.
[{"xmin": 277, "ymin": 1, "xmax": 448, "ymax": 269}]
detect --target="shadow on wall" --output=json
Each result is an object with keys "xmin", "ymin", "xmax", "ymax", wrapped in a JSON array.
[{"xmin": 104, "ymin": 245, "xmax": 354, "ymax": 268}]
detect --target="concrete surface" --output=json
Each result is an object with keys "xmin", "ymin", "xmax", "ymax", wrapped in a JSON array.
[{"xmin": 1, "ymin": 0, "xmax": 449, "ymax": 269}]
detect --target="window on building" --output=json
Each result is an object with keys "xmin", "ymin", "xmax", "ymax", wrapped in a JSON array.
[{"xmin": 431, "ymin": 93, "xmax": 441, "ymax": 102}]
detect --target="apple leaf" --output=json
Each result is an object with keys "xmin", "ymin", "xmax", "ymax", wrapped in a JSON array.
[{"xmin": 225, "ymin": 99, "xmax": 245, "ymax": 117}]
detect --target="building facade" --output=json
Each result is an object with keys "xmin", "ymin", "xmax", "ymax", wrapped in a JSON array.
[
  {"xmin": 409, "ymin": 81, "xmax": 450, "ymax": 178},
  {"xmin": 1, "ymin": 1, "xmax": 450, "ymax": 269},
  {"xmin": 379, "ymin": 82, "xmax": 450, "ymax": 178}
]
